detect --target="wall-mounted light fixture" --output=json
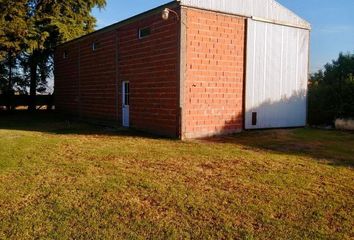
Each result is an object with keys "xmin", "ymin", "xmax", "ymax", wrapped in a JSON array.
[{"xmin": 162, "ymin": 8, "xmax": 180, "ymax": 21}]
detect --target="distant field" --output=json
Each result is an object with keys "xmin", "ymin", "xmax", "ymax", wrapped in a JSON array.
[{"xmin": 0, "ymin": 113, "xmax": 353, "ymax": 239}]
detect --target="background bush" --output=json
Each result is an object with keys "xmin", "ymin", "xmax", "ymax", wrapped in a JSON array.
[{"xmin": 308, "ymin": 53, "xmax": 354, "ymax": 125}]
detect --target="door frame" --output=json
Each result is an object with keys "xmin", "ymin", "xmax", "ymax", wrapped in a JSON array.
[{"xmin": 122, "ymin": 81, "xmax": 130, "ymax": 127}]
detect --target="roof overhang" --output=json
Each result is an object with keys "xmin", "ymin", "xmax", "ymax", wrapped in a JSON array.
[{"xmin": 178, "ymin": 0, "xmax": 311, "ymax": 30}]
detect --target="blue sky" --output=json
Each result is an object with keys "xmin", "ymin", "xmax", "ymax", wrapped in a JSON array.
[{"xmin": 92, "ymin": 0, "xmax": 354, "ymax": 73}]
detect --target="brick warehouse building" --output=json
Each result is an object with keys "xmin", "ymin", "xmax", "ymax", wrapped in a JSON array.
[{"xmin": 55, "ymin": 0, "xmax": 310, "ymax": 139}]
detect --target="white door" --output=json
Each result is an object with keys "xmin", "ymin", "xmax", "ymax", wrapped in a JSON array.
[
  {"xmin": 122, "ymin": 81, "xmax": 130, "ymax": 127},
  {"xmin": 245, "ymin": 19, "xmax": 310, "ymax": 129}
]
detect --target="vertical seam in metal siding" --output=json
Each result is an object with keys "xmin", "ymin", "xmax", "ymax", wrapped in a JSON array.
[
  {"xmin": 251, "ymin": 21, "xmax": 256, "ymax": 117},
  {"xmin": 262, "ymin": 23, "xmax": 268, "ymax": 128},
  {"xmin": 280, "ymin": 27, "xmax": 284, "ymax": 98},
  {"xmin": 283, "ymin": 28, "xmax": 288, "ymax": 99}
]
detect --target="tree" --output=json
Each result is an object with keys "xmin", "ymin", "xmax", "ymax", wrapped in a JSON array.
[
  {"xmin": 0, "ymin": 61, "xmax": 7, "ymax": 94},
  {"xmin": 25, "ymin": 0, "xmax": 106, "ymax": 110},
  {"xmin": 0, "ymin": 0, "xmax": 29, "ymax": 96},
  {"xmin": 309, "ymin": 53, "xmax": 354, "ymax": 125},
  {"xmin": 0, "ymin": 0, "xmax": 106, "ymax": 110}
]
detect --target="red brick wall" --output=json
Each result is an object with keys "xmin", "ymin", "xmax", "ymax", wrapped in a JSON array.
[
  {"xmin": 181, "ymin": 8, "xmax": 246, "ymax": 139},
  {"xmin": 79, "ymin": 31, "xmax": 117, "ymax": 120},
  {"xmin": 55, "ymin": 31, "xmax": 117, "ymax": 121},
  {"xmin": 118, "ymin": 10, "xmax": 180, "ymax": 137},
  {"xmin": 55, "ymin": 6, "xmax": 245, "ymax": 139},
  {"xmin": 55, "ymin": 43, "xmax": 80, "ymax": 115},
  {"xmin": 55, "ymin": 6, "xmax": 180, "ymax": 137}
]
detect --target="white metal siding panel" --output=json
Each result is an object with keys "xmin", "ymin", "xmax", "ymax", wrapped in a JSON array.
[
  {"xmin": 245, "ymin": 19, "xmax": 309, "ymax": 129},
  {"xmin": 180, "ymin": 0, "xmax": 310, "ymax": 29}
]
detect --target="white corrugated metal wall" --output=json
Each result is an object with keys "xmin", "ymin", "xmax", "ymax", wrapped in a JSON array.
[{"xmin": 245, "ymin": 19, "xmax": 310, "ymax": 129}]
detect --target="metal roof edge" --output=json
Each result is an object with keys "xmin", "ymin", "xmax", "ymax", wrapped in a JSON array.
[
  {"xmin": 178, "ymin": 0, "xmax": 311, "ymax": 30},
  {"xmin": 56, "ymin": 1, "xmax": 178, "ymax": 48},
  {"xmin": 271, "ymin": 0, "xmax": 311, "ymax": 29}
]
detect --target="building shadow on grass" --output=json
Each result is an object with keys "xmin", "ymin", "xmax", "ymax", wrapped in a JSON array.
[
  {"xmin": 1, "ymin": 107, "xmax": 353, "ymax": 169},
  {"xmin": 0, "ymin": 110, "xmax": 169, "ymax": 140},
  {"xmin": 202, "ymin": 129, "xmax": 354, "ymax": 168},
  {"xmin": 203, "ymin": 90, "xmax": 354, "ymax": 168}
]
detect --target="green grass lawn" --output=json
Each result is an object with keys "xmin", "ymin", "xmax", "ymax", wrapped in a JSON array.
[{"xmin": 0, "ymin": 112, "xmax": 353, "ymax": 240}]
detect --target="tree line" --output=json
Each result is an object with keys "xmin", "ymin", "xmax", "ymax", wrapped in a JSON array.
[
  {"xmin": 309, "ymin": 53, "xmax": 354, "ymax": 125},
  {"xmin": 0, "ymin": 0, "xmax": 106, "ymax": 110}
]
